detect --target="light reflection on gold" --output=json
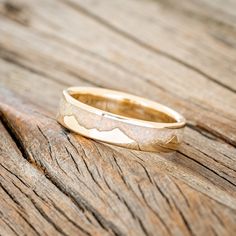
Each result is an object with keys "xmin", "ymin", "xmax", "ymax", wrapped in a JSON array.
[{"xmin": 57, "ymin": 87, "xmax": 186, "ymax": 152}]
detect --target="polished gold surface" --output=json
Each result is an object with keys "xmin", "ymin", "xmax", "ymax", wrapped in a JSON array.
[
  {"xmin": 57, "ymin": 87, "xmax": 186, "ymax": 152},
  {"xmin": 72, "ymin": 93, "xmax": 176, "ymax": 123}
]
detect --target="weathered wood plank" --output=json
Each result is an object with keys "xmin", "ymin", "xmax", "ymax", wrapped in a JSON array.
[
  {"xmin": 0, "ymin": 120, "xmax": 110, "ymax": 236},
  {"xmin": 1, "ymin": 55, "xmax": 236, "ymax": 199},
  {"xmin": 2, "ymin": 0, "xmax": 236, "ymax": 112},
  {"xmin": 1, "ymin": 51, "xmax": 235, "ymax": 190},
  {"xmin": 1, "ymin": 87, "xmax": 236, "ymax": 236},
  {"xmin": 0, "ymin": 0, "xmax": 236, "ymax": 147},
  {"xmin": 70, "ymin": 0, "xmax": 236, "ymax": 91},
  {"xmin": 155, "ymin": 0, "xmax": 236, "ymax": 28},
  {"xmin": 0, "ymin": 0, "xmax": 236, "ymax": 235}
]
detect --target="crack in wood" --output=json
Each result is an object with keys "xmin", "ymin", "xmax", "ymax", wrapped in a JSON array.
[
  {"xmin": 178, "ymin": 150, "xmax": 236, "ymax": 188},
  {"xmin": 1, "ymin": 183, "xmax": 41, "ymax": 236},
  {"xmin": 0, "ymin": 110, "xmax": 122, "ymax": 236}
]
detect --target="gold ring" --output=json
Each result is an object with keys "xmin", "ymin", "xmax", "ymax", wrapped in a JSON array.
[{"xmin": 57, "ymin": 87, "xmax": 186, "ymax": 152}]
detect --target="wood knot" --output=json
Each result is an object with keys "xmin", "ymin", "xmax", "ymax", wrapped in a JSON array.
[
  {"xmin": 1, "ymin": 1, "xmax": 30, "ymax": 26},
  {"xmin": 4, "ymin": 2, "xmax": 22, "ymax": 14}
]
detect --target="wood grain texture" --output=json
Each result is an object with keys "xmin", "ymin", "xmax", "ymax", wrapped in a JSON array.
[{"xmin": 0, "ymin": 0, "xmax": 236, "ymax": 235}]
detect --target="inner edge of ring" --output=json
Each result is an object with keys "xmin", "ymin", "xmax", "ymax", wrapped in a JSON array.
[{"xmin": 64, "ymin": 87, "xmax": 186, "ymax": 129}]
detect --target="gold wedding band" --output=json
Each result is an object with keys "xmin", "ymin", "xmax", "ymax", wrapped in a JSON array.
[{"xmin": 57, "ymin": 87, "xmax": 186, "ymax": 152}]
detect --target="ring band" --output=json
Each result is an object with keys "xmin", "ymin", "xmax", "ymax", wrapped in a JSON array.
[{"xmin": 57, "ymin": 87, "xmax": 186, "ymax": 152}]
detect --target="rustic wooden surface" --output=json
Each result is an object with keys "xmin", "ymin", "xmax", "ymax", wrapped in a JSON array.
[{"xmin": 0, "ymin": 0, "xmax": 236, "ymax": 235}]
